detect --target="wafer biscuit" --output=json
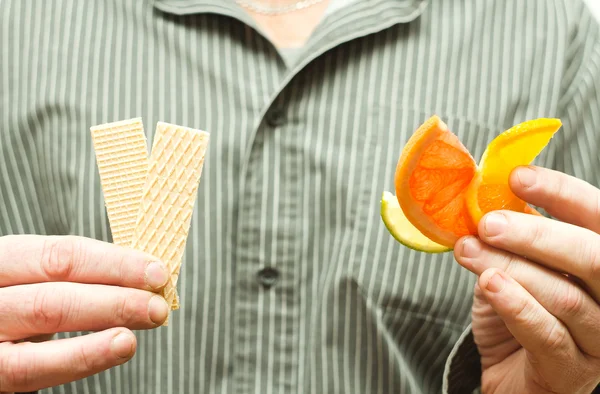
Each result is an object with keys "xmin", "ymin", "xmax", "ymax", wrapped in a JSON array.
[
  {"xmin": 130, "ymin": 122, "xmax": 210, "ymax": 315},
  {"xmin": 90, "ymin": 118, "xmax": 149, "ymax": 247}
]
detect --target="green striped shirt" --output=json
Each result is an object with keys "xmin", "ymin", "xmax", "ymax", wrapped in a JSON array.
[{"xmin": 1, "ymin": 1, "xmax": 599, "ymax": 393}]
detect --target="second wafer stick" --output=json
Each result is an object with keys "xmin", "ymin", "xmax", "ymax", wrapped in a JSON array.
[{"xmin": 130, "ymin": 122, "xmax": 210, "ymax": 314}]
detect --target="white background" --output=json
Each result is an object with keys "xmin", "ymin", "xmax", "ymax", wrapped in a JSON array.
[{"xmin": 585, "ymin": 0, "xmax": 600, "ymax": 19}]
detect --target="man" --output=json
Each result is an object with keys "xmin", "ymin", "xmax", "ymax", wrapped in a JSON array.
[{"xmin": 1, "ymin": 0, "xmax": 599, "ymax": 393}]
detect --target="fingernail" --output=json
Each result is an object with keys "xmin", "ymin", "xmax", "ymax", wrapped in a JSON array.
[
  {"xmin": 111, "ymin": 331, "xmax": 135, "ymax": 358},
  {"xmin": 486, "ymin": 272, "xmax": 506, "ymax": 293},
  {"xmin": 484, "ymin": 213, "xmax": 507, "ymax": 237},
  {"xmin": 148, "ymin": 295, "xmax": 169, "ymax": 325},
  {"xmin": 145, "ymin": 261, "xmax": 169, "ymax": 290},
  {"xmin": 516, "ymin": 167, "xmax": 536, "ymax": 188},
  {"xmin": 460, "ymin": 237, "xmax": 480, "ymax": 258}
]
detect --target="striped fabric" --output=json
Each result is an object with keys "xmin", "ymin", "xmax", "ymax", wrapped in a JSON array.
[{"xmin": 1, "ymin": 1, "xmax": 599, "ymax": 393}]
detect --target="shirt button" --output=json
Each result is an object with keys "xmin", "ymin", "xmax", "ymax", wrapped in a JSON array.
[
  {"xmin": 257, "ymin": 267, "xmax": 279, "ymax": 289},
  {"xmin": 265, "ymin": 108, "xmax": 286, "ymax": 127}
]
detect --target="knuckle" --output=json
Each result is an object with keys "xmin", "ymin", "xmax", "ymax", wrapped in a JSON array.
[
  {"xmin": 553, "ymin": 174, "xmax": 570, "ymax": 201},
  {"xmin": 546, "ymin": 174, "xmax": 573, "ymax": 214},
  {"xmin": 0, "ymin": 346, "xmax": 30, "ymax": 391},
  {"xmin": 41, "ymin": 236, "xmax": 82, "ymax": 280},
  {"xmin": 115, "ymin": 252, "xmax": 132, "ymax": 284},
  {"xmin": 32, "ymin": 286, "xmax": 68, "ymax": 332},
  {"xmin": 528, "ymin": 222, "xmax": 547, "ymax": 250},
  {"xmin": 502, "ymin": 255, "xmax": 525, "ymax": 278},
  {"xmin": 540, "ymin": 320, "xmax": 569, "ymax": 354},
  {"xmin": 510, "ymin": 295, "xmax": 535, "ymax": 327},
  {"xmin": 76, "ymin": 343, "xmax": 99, "ymax": 372},
  {"xmin": 112, "ymin": 294, "xmax": 135, "ymax": 325},
  {"xmin": 587, "ymin": 244, "xmax": 600, "ymax": 281},
  {"xmin": 555, "ymin": 283, "xmax": 585, "ymax": 318}
]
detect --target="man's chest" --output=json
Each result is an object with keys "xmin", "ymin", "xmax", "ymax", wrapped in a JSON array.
[
  {"xmin": 25, "ymin": 0, "xmax": 563, "ymax": 324},
  {"xmin": 2, "ymin": 1, "xmax": 575, "ymax": 392}
]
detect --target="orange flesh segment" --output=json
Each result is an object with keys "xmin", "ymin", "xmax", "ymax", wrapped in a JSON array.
[
  {"xmin": 395, "ymin": 116, "xmax": 477, "ymax": 247},
  {"xmin": 465, "ymin": 171, "xmax": 527, "ymax": 225},
  {"xmin": 466, "ymin": 118, "xmax": 562, "ymax": 224},
  {"xmin": 477, "ymin": 183, "xmax": 525, "ymax": 214}
]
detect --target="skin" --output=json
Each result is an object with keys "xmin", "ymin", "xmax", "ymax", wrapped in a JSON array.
[
  {"xmin": 454, "ymin": 166, "xmax": 600, "ymax": 394},
  {"xmin": 243, "ymin": 0, "xmax": 330, "ymax": 48},
  {"xmin": 0, "ymin": 235, "xmax": 170, "ymax": 393}
]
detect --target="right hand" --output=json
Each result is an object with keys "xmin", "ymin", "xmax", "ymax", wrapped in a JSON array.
[{"xmin": 0, "ymin": 235, "xmax": 170, "ymax": 393}]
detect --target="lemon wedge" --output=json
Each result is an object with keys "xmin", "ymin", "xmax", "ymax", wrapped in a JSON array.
[{"xmin": 380, "ymin": 191, "xmax": 451, "ymax": 253}]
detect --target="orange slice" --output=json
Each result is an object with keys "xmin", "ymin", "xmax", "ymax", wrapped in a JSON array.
[
  {"xmin": 388, "ymin": 116, "xmax": 561, "ymax": 250},
  {"xmin": 394, "ymin": 116, "xmax": 477, "ymax": 247},
  {"xmin": 466, "ymin": 118, "xmax": 562, "ymax": 223}
]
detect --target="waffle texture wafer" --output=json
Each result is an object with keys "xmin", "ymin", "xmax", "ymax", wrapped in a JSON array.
[
  {"xmin": 131, "ymin": 122, "xmax": 210, "ymax": 314},
  {"xmin": 90, "ymin": 118, "xmax": 149, "ymax": 247}
]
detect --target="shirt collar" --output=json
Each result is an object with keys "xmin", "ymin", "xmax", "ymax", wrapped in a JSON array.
[
  {"xmin": 153, "ymin": 0, "xmax": 429, "ymax": 73},
  {"xmin": 153, "ymin": 1, "xmax": 237, "ymax": 17},
  {"xmin": 153, "ymin": 0, "xmax": 427, "ymax": 20}
]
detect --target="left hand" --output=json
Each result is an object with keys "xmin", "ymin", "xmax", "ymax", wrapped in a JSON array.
[{"xmin": 454, "ymin": 166, "xmax": 600, "ymax": 394}]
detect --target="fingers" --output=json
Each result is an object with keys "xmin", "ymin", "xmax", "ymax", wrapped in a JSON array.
[
  {"xmin": 510, "ymin": 166, "xmax": 600, "ymax": 234},
  {"xmin": 0, "ymin": 235, "xmax": 168, "ymax": 291},
  {"xmin": 0, "ymin": 328, "xmax": 136, "ymax": 392},
  {"xmin": 0, "ymin": 283, "xmax": 169, "ymax": 341},
  {"xmin": 456, "ymin": 237, "xmax": 600, "ymax": 356},
  {"xmin": 471, "ymin": 283, "xmax": 521, "ymax": 369},
  {"xmin": 476, "ymin": 210, "xmax": 600, "ymax": 300},
  {"xmin": 477, "ymin": 268, "xmax": 586, "ymax": 392}
]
